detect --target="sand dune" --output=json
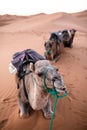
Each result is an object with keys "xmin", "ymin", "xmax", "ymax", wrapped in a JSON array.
[
  {"xmin": 72, "ymin": 10, "xmax": 87, "ymax": 19},
  {"xmin": 0, "ymin": 10, "xmax": 87, "ymax": 130}
]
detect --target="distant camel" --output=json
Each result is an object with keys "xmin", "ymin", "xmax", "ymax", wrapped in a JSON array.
[
  {"xmin": 61, "ymin": 29, "xmax": 77, "ymax": 47},
  {"xmin": 44, "ymin": 39, "xmax": 64, "ymax": 62},
  {"xmin": 44, "ymin": 29, "xmax": 76, "ymax": 61}
]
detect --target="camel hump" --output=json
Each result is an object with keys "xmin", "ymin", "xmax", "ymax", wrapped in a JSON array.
[{"xmin": 10, "ymin": 49, "xmax": 45, "ymax": 72}]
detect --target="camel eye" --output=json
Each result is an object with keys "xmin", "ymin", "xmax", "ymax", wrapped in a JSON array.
[
  {"xmin": 44, "ymin": 42, "xmax": 47, "ymax": 46},
  {"xmin": 49, "ymin": 44, "xmax": 52, "ymax": 47},
  {"xmin": 37, "ymin": 72, "xmax": 43, "ymax": 77},
  {"xmin": 56, "ymin": 68, "xmax": 59, "ymax": 71}
]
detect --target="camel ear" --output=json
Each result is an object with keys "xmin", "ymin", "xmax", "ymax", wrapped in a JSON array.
[
  {"xmin": 54, "ymin": 66, "xmax": 59, "ymax": 71},
  {"xmin": 44, "ymin": 42, "xmax": 46, "ymax": 46},
  {"xmin": 74, "ymin": 29, "xmax": 77, "ymax": 32},
  {"xmin": 29, "ymin": 62, "xmax": 35, "ymax": 71},
  {"xmin": 68, "ymin": 30, "xmax": 71, "ymax": 38}
]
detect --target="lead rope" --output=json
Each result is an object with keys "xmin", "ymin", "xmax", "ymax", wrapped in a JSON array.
[
  {"xmin": 43, "ymin": 67, "xmax": 68, "ymax": 130},
  {"xmin": 50, "ymin": 95, "xmax": 58, "ymax": 130},
  {"xmin": 50, "ymin": 92, "xmax": 68, "ymax": 130}
]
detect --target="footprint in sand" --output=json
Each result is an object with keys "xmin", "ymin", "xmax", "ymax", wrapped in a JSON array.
[
  {"xmin": 83, "ymin": 67, "xmax": 87, "ymax": 70},
  {"xmin": 1, "ymin": 97, "xmax": 11, "ymax": 103},
  {"xmin": 0, "ymin": 119, "xmax": 8, "ymax": 129}
]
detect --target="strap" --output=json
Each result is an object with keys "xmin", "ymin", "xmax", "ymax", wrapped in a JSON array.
[
  {"xmin": 18, "ymin": 69, "xmax": 32, "ymax": 99},
  {"xmin": 22, "ymin": 75, "xmax": 28, "ymax": 99},
  {"xmin": 50, "ymin": 95, "xmax": 58, "ymax": 130}
]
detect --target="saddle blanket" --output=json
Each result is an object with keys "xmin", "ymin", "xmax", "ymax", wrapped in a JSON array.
[
  {"xmin": 9, "ymin": 49, "xmax": 45, "ymax": 74},
  {"xmin": 49, "ymin": 31, "xmax": 63, "ymax": 42}
]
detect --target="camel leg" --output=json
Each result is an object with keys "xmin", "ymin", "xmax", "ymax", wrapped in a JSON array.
[
  {"xmin": 42, "ymin": 98, "xmax": 53, "ymax": 119},
  {"xmin": 18, "ymin": 97, "xmax": 30, "ymax": 118}
]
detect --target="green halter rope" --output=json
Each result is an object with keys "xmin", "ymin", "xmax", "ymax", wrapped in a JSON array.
[
  {"xmin": 33, "ymin": 66, "xmax": 68, "ymax": 130},
  {"xmin": 46, "ymin": 49, "xmax": 52, "ymax": 54},
  {"xmin": 43, "ymin": 67, "xmax": 68, "ymax": 130},
  {"xmin": 44, "ymin": 49, "xmax": 52, "ymax": 57}
]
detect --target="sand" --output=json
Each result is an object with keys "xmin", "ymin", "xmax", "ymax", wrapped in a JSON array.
[{"xmin": 0, "ymin": 10, "xmax": 87, "ymax": 130}]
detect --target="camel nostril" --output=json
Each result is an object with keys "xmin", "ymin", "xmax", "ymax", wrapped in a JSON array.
[
  {"xmin": 52, "ymin": 78, "xmax": 55, "ymax": 82},
  {"xmin": 52, "ymin": 77, "xmax": 57, "ymax": 82},
  {"xmin": 52, "ymin": 76, "xmax": 58, "ymax": 80},
  {"xmin": 62, "ymin": 88, "xmax": 66, "ymax": 91}
]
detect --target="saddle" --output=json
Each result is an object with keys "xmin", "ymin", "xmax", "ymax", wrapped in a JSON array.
[
  {"xmin": 11, "ymin": 49, "xmax": 45, "ymax": 72},
  {"xmin": 49, "ymin": 31, "xmax": 63, "ymax": 43},
  {"xmin": 9, "ymin": 49, "xmax": 45, "ymax": 98},
  {"xmin": 9, "ymin": 49, "xmax": 45, "ymax": 78}
]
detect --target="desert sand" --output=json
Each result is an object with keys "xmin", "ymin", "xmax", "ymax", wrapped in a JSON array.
[{"xmin": 0, "ymin": 10, "xmax": 87, "ymax": 130}]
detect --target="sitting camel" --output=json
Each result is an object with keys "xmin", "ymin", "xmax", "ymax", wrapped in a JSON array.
[
  {"xmin": 44, "ymin": 29, "xmax": 76, "ymax": 61},
  {"xmin": 9, "ymin": 49, "xmax": 67, "ymax": 119},
  {"xmin": 44, "ymin": 39, "xmax": 64, "ymax": 62},
  {"xmin": 16, "ymin": 60, "xmax": 66, "ymax": 118},
  {"xmin": 61, "ymin": 29, "xmax": 77, "ymax": 47},
  {"xmin": 14, "ymin": 60, "xmax": 67, "ymax": 119}
]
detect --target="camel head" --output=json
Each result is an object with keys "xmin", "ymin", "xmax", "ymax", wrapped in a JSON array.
[
  {"xmin": 62, "ymin": 30, "xmax": 71, "ymax": 42},
  {"xmin": 70, "ymin": 29, "xmax": 77, "ymax": 36},
  {"xmin": 30, "ymin": 60, "xmax": 67, "ymax": 94},
  {"xmin": 44, "ymin": 39, "xmax": 59, "ymax": 61},
  {"xmin": 62, "ymin": 29, "xmax": 76, "ymax": 42}
]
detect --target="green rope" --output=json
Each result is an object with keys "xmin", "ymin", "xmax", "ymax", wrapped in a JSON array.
[
  {"xmin": 44, "ymin": 50, "xmax": 52, "ymax": 57},
  {"xmin": 33, "ymin": 66, "xmax": 68, "ymax": 130},
  {"xmin": 50, "ymin": 92, "xmax": 68, "ymax": 130},
  {"xmin": 50, "ymin": 95, "xmax": 58, "ymax": 130},
  {"xmin": 43, "ymin": 67, "xmax": 68, "ymax": 130},
  {"xmin": 47, "ymin": 49, "xmax": 52, "ymax": 54}
]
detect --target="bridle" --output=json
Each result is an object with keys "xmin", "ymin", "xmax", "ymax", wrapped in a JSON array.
[
  {"xmin": 17, "ymin": 59, "xmax": 33, "ymax": 99},
  {"xmin": 33, "ymin": 66, "xmax": 68, "ymax": 97},
  {"xmin": 34, "ymin": 66, "xmax": 68, "ymax": 130},
  {"xmin": 43, "ymin": 67, "xmax": 68, "ymax": 130},
  {"xmin": 43, "ymin": 66, "xmax": 68, "ymax": 97}
]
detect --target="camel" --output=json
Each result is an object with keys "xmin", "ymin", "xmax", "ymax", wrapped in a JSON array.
[
  {"xmin": 62, "ymin": 29, "xmax": 77, "ymax": 47},
  {"xmin": 15, "ymin": 60, "xmax": 67, "ymax": 119},
  {"xmin": 44, "ymin": 29, "xmax": 76, "ymax": 61},
  {"xmin": 44, "ymin": 39, "xmax": 64, "ymax": 62}
]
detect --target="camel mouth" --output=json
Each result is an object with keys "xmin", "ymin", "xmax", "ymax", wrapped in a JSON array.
[
  {"xmin": 46, "ymin": 50, "xmax": 52, "ymax": 55},
  {"xmin": 45, "ymin": 51, "xmax": 53, "ymax": 60},
  {"xmin": 55, "ymin": 88, "xmax": 67, "ymax": 94},
  {"xmin": 54, "ymin": 81, "xmax": 67, "ymax": 94},
  {"xmin": 45, "ymin": 50, "xmax": 52, "ymax": 56}
]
